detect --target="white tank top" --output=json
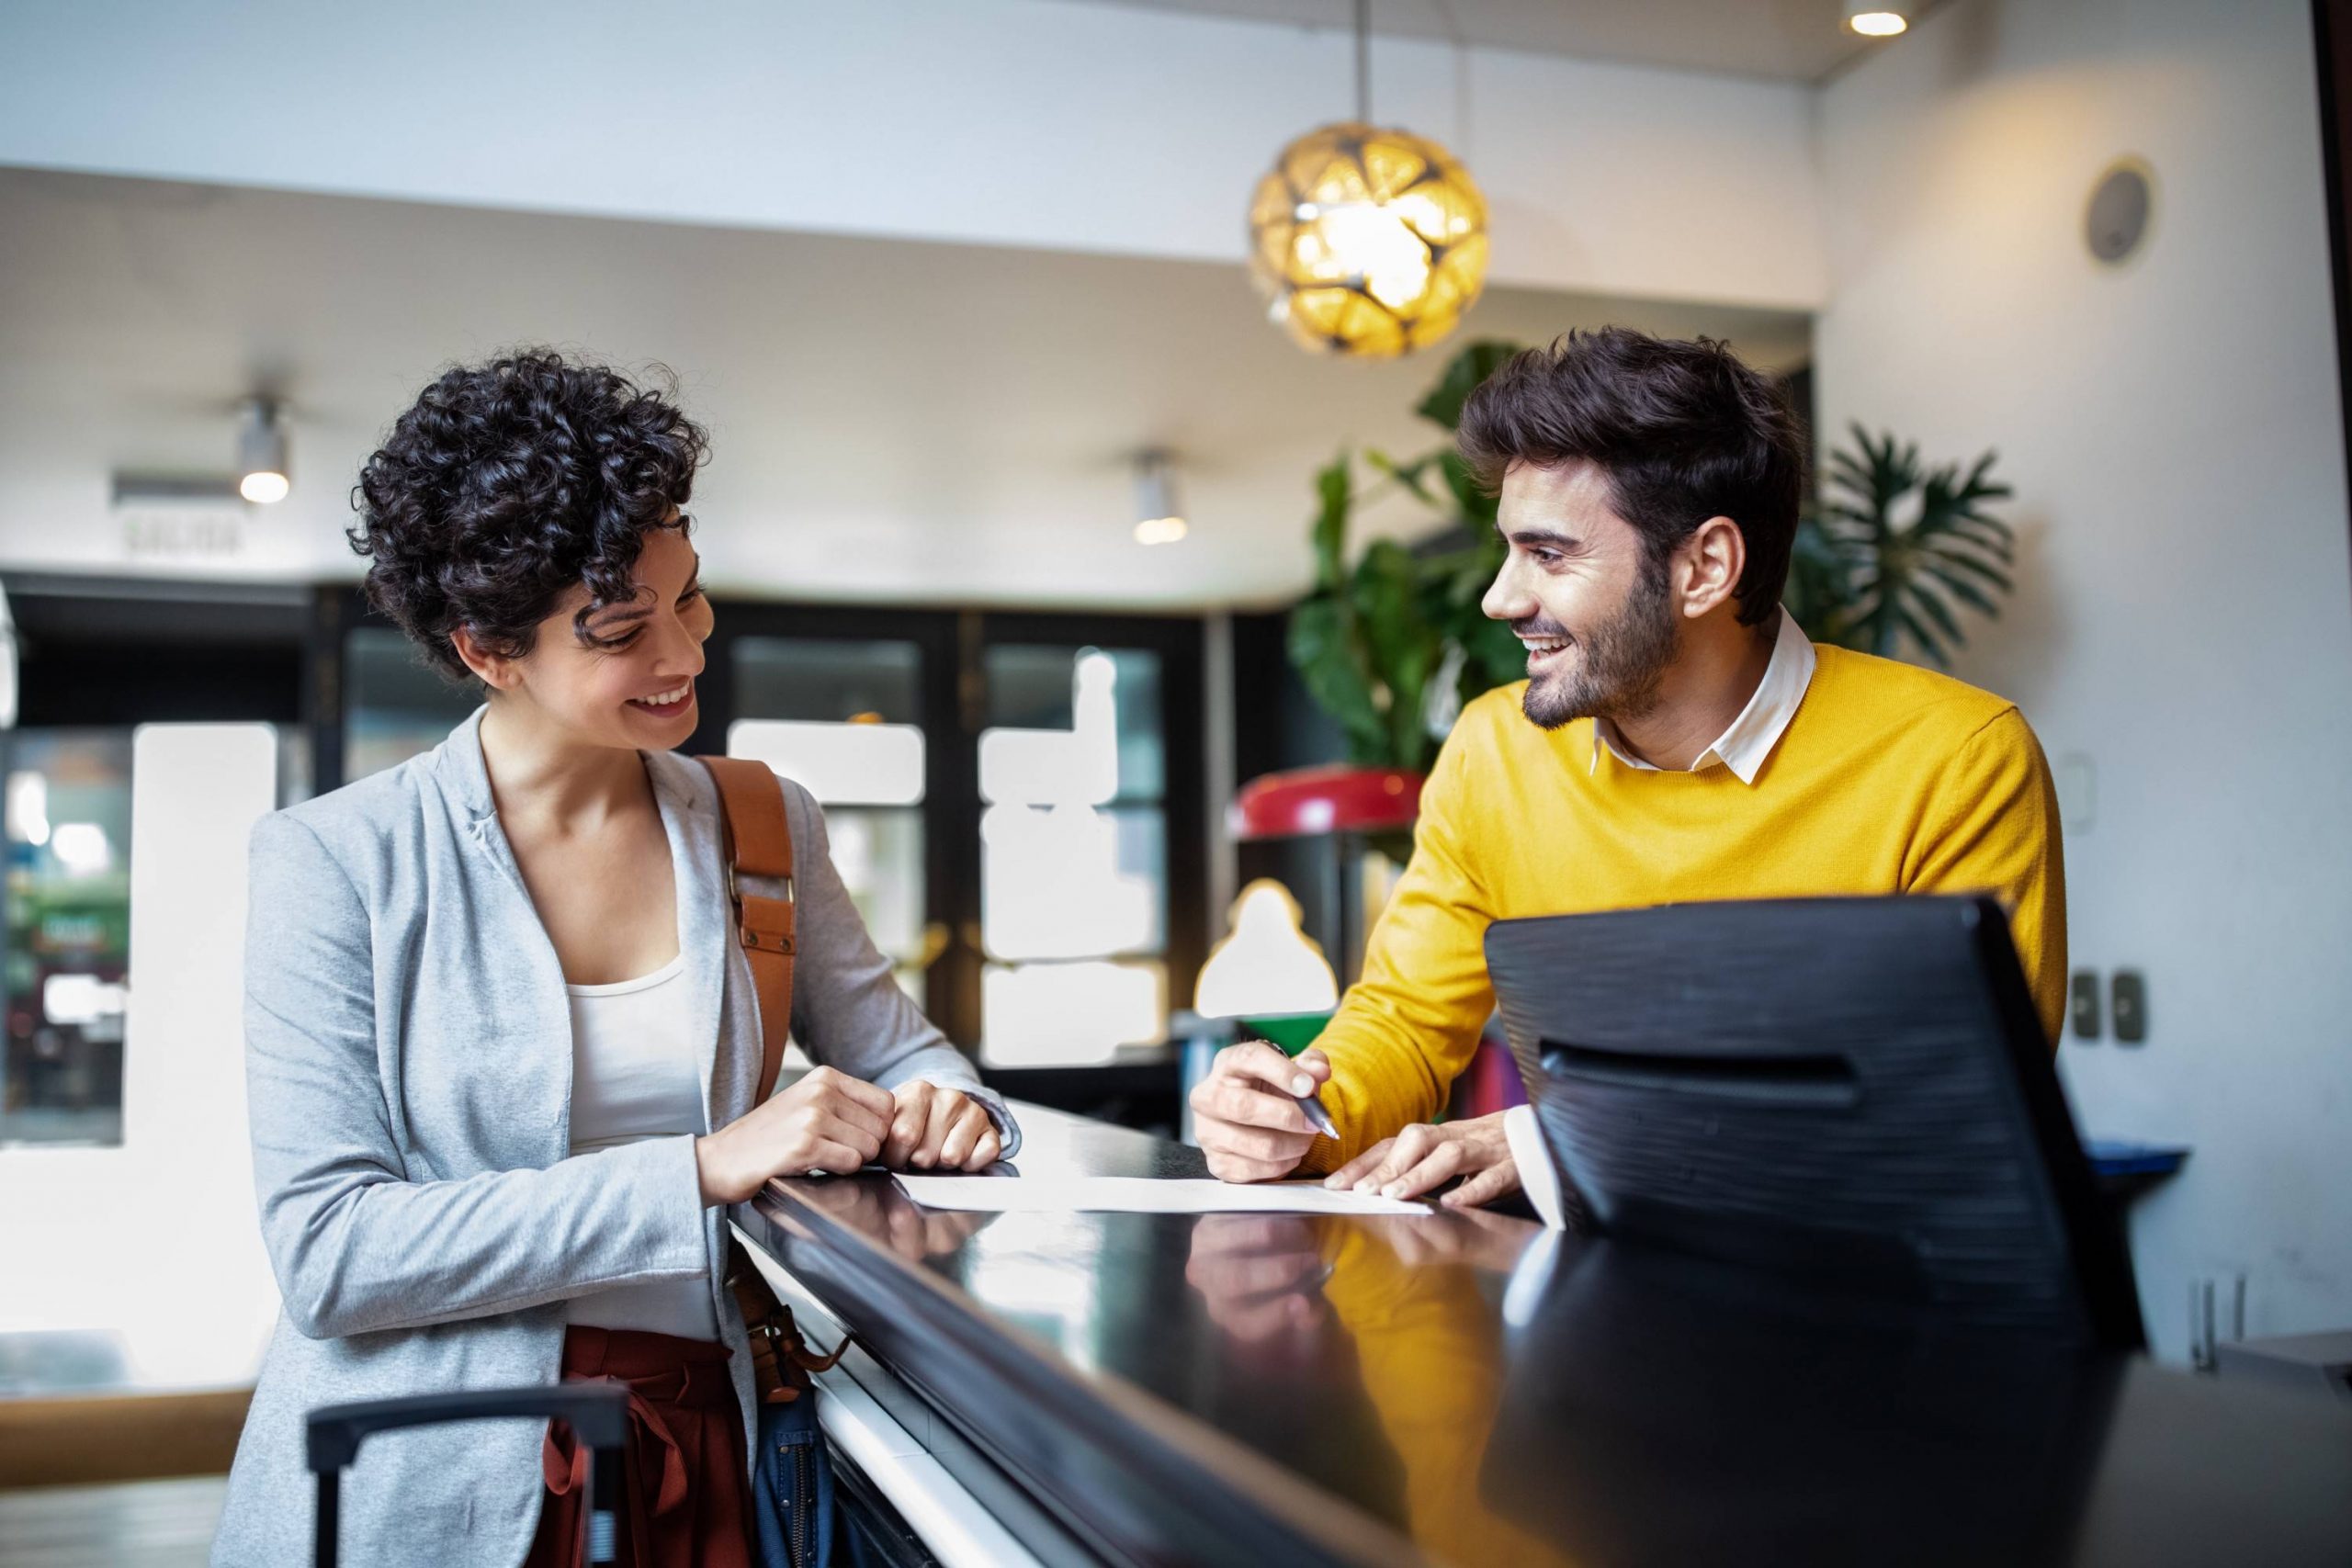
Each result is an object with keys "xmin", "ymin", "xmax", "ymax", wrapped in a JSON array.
[{"xmin": 565, "ymin": 953, "xmax": 718, "ymax": 1340}]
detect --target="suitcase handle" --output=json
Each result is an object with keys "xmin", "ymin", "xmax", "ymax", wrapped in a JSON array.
[{"xmin": 306, "ymin": 1384, "xmax": 631, "ymax": 1566}]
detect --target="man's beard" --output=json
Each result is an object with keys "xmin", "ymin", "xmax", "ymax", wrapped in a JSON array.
[{"xmin": 1521, "ymin": 563, "xmax": 1679, "ymax": 731}]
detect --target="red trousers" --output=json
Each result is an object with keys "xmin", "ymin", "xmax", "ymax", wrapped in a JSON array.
[{"xmin": 525, "ymin": 1326, "xmax": 754, "ymax": 1568}]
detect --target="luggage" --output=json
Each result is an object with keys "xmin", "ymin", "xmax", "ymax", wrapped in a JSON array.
[{"xmin": 305, "ymin": 1383, "xmax": 633, "ymax": 1566}]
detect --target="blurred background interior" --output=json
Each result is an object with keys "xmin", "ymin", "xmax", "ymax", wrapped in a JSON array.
[{"xmin": 2, "ymin": 0, "xmax": 2350, "ymax": 1556}]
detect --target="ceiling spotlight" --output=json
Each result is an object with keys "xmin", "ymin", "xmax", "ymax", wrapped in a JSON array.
[
  {"xmin": 1134, "ymin": 450, "xmax": 1188, "ymax": 547},
  {"xmin": 1844, "ymin": 1, "xmax": 1910, "ymax": 36},
  {"xmin": 236, "ymin": 398, "xmax": 289, "ymax": 504},
  {"xmin": 1136, "ymin": 517, "xmax": 1189, "ymax": 547}
]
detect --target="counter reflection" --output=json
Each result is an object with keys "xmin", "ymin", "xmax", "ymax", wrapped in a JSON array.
[{"xmin": 1185, "ymin": 1210, "xmax": 1575, "ymax": 1567}]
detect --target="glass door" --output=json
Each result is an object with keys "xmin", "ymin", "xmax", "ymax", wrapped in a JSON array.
[
  {"xmin": 1, "ymin": 730, "xmax": 133, "ymax": 1146},
  {"xmin": 0, "ymin": 576, "xmax": 307, "ymax": 1148},
  {"xmin": 341, "ymin": 624, "xmax": 481, "ymax": 781},
  {"xmin": 728, "ymin": 634, "xmax": 934, "ymax": 1003},
  {"xmin": 972, "ymin": 615, "xmax": 1204, "ymax": 1066},
  {"xmin": 704, "ymin": 605, "xmax": 962, "ymax": 1028}
]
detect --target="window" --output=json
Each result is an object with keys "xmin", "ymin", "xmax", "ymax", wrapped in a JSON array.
[
  {"xmin": 729, "ymin": 637, "xmax": 931, "ymax": 1000},
  {"xmin": 0, "ymin": 577, "xmax": 308, "ymax": 1150},
  {"xmin": 978, "ymin": 645, "xmax": 1170, "ymax": 1065},
  {"xmin": 1, "ymin": 731, "xmax": 133, "ymax": 1146},
  {"xmin": 343, "ymin": 625, "xmax": 478, "ymax": 782}
]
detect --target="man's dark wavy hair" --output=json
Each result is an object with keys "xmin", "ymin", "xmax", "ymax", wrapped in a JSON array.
[
  {"xmin": 1456, "ymin": 328, "xmax": 1804, "ymax": 627},
  {"xmin": 348, "ymin": 350, "xmax": 710, "ymax": 681}
]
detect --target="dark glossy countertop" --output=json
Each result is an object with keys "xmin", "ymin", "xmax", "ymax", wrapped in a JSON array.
[{"xmin": 736, "ymin": 1105, "xmax": 2352, "ymax": 1568}]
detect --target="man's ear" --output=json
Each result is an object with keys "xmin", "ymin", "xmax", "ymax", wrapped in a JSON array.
[
  {"xmin": 1676, "ymin": 516, "xmax": 1747, "ymax": 620},
  {"xmin": 449, "ymin": 626, "xmax": 522, "ymax": 692}
]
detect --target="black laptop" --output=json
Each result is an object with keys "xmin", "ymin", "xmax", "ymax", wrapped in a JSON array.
[{"xmin": 1484, "ymin": 896, "xmax": 2143, "ymax": 1348}]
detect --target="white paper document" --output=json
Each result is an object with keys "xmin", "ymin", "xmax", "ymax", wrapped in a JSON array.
[{"xmin": 892, "ymin": 1174, "xmax": 1432, "ymax": 1216}]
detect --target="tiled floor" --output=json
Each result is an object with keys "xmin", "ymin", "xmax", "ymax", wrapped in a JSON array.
[{"xmin": 0, "ymin": 1477, "xmax": 224, "ymax": 1567}]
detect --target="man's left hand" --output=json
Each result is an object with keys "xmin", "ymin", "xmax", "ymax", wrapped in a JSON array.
[
  {"xmin": 1324, "ymin": 1112, "xmax": 1519, "ymax": 1208},
  {"xmin": 882, "ymin": 1081, "xmax": 1001, "ymax": 1171}
]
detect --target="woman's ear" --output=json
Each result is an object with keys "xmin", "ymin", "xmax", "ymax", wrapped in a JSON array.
[
  {"xmin": 449, "ymin": 626, "xmax": 522, "ymax": 692},
  {"xmin": 1676, "ymin": 515, "xmax": 1748, "ymax": 620}
]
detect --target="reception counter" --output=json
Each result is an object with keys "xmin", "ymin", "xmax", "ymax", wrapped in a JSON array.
[{"xmin": 732, "ymin": 1104, "xmax": 2352, "ymax": 1567}]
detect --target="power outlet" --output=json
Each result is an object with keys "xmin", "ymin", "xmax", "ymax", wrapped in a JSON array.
[
  {"xmin": 2069, "ymin": 971, "xmax": 2102, "ymax": 1040},
  {"xmin": 2111, "ymin": 970, "xmax": 2148, "ymax": 1043}
]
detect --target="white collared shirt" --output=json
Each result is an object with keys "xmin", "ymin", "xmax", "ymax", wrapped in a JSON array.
[{"xmin": 1591, "ymin": 604, "xmax": 1817, "ymax": 784}]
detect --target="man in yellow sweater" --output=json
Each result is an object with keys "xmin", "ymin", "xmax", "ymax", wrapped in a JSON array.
[{"xmin": 1192, "ymin": 328, "xmax": 2065, "ymax": 1205}]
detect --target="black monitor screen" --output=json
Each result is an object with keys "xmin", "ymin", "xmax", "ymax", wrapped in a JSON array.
[{"xmin": 1486, "ymin": 896, "xmax": 2142, "ymax": 1348}]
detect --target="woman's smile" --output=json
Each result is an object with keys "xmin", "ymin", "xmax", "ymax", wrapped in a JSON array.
[{"xmin": 627, "ymin": 679, "xmax": 695, "ymax": 719}]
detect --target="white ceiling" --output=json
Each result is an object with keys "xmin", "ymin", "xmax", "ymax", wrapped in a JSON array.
[
  {"xmin": 0, "ymin": 169, "xmax": 1809, "ymax": 609},
  {"xmin": 1079, "ymin": 0, "xmax": 1895, "ymax": 83}
]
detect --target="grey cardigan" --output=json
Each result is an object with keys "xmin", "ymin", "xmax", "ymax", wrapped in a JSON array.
[{"xmin": 212, "ymin": 709, "xmax": 1014, "ymax": 1567}]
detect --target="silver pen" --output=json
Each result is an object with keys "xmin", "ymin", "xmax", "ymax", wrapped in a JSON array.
[{"xmin": 1292, "ymin": 1089, "xmax": 1338, "ymax": 1139}]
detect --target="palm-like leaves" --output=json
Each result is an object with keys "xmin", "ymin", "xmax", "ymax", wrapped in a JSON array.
[
  {"xmin": 1284, "ymin": 455, "xmax": 1483, "ymax": 777},
  {"xmin": 1793, "ymin": 424, "xmax": 2016, "ymax": 667},
  {"xmin": 1286, "ymin": 341, "xmax": 1527, "ymax": 779}
]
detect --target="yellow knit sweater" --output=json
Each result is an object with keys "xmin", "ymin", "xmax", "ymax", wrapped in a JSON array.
[{"xmin": 1306, "ymin": 643, "xmax": 2067, "ymax": 1171}]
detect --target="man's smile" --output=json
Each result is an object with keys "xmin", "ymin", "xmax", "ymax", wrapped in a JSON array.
[{"xmin": 1518, "ymin": 632, "xmax": 1574, "ymax": 672}]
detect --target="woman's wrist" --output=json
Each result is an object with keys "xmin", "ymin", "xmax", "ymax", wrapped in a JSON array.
[{"xmin": 694, "ymin": 1129, "xmax": 745, "ymax": 1207}]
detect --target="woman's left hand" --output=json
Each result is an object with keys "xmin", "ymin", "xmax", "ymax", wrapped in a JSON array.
[{"xmin": 882, "ymin": 1081, "xmax": 1002, "ymax": 1171}]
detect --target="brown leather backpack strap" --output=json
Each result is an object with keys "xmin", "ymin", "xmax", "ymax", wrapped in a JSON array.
[
  {"xmin": 696, "ymin": 755, "xmax": 796, "ymax": 1102},
  {"xmin": 697, "ymin": 755, "xmax": 810, "ymax": 1404}
]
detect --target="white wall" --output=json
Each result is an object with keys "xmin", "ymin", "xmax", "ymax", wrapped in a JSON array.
[
  {"xmin": 0, "ymin": 0, "xmax": 1825, "ymax": 310},
  {"xmin": 0, "ymin": 169, "xmax": 1808, "ymax": 608},
  {"xmin": 1815, "ymin": 0, "xmax": 2352, "ymax": 1359}
]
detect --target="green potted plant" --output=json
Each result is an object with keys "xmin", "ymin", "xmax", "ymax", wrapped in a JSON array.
[
  {"xmin": 1267, "ymin": 342, "xmax": 1529, "ymax": 864},
  {"xmin": 1786, "ymin": 424, "xmax": 2017, "ymax": 667}
]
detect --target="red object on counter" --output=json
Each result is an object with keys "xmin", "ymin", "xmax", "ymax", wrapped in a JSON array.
[{"xmin": 1231, "ymin": 764, "xmax": 1425, "ymax": 840}]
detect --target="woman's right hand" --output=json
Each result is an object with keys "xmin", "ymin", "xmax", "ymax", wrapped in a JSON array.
[{"xmin": 695, "ymin": 1066, "xmax": 896, "ymax": 1205}]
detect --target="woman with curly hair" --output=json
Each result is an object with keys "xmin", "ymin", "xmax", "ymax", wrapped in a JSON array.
[{"xmin": 211, "ymin": 352, "xmax": 1017, "ymax": 1567}]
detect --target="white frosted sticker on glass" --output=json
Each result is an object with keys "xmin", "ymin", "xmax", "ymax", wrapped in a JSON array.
[
  {"xmin": 980, "ymin": 960, "xmax": 1164, "ymax": 1066},
  {"xmin": 978, "ymin": 650, "xmax": 1119, "ymax": 807},
  {"xmin": 729, "ymin": 719, "xmax": 926, "ymax": 807},
  {"xmin": 980, "ymin": 804, "xmax": 1156, "ymax": 961}
]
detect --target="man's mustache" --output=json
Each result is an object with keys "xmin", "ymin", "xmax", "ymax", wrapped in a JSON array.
[{"xmin": 1511, "ymin": 621, "xmax": 1573, "ymax": 640}]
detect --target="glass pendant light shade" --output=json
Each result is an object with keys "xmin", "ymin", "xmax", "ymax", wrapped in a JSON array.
[
  {"xmin": 1248, "ymin": 121, "xmax": 1489, "ymax": 359},
  {"xmin": 1194, "ymin": 880, "xmax": 1339, "ymax": 1020}
]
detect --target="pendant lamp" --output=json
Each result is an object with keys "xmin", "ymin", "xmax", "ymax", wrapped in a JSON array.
[{"xmin": 1247, "ymin": 1, "xmax": 1488, "ymax": 358}]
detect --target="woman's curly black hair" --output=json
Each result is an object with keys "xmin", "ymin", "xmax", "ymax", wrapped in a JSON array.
[{"xmin": 348, "ymin": 350, "xmax": 711, "ymax": 682}]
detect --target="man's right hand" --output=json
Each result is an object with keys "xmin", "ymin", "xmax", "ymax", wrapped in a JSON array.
[{"xmin": 1189, "ymin": 1043, "xmax": 1332, "ymax": 1183}]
